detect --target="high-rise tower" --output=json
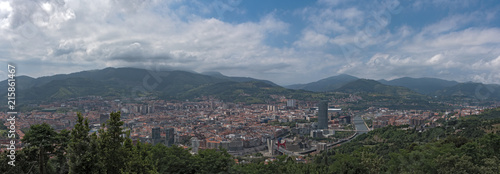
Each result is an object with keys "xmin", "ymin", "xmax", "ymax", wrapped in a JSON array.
[
  {"xmin": 318, "ymin": 100, "xmax": 328, "ymax": 129},
  {"xmin": 165, "ymin": 128, "xmax": 175, "ymax": 147},
  {"xmin": 152, "ymin": 127, "xmax": 161, "ymax": 144}
]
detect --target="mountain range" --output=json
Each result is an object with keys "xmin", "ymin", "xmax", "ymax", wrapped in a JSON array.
[
  {"xmin": 285, "ymin": 74, "xmax": 358, "ymax": 92},
  {"xmin": 201, "ymin": 71, "xmax": 278, "ymax": 86},
  {"xmin": 286, "ymin": 75, "xmax": 460, "ymax": 94},
  {"xmin": 336, "ymin": 79, "xmax": 423, "ymax": 97},
  {"xmin": 378, "ymin": 77, "xmax": 459, "ymax": 94},
  {"xmin": 287, "ymin": 74, "xmax": 500, "ymax": 100},
  {"xmin": 433, "ymin": 82, "xmax": 500, "ymax": 100},
  {"xmin": 0, "ymin": 67, "xmax": 308, "ymax": 104},
  {"xmin": 2, "ymin": 67, "xmax": 500, "ymax": 104}
]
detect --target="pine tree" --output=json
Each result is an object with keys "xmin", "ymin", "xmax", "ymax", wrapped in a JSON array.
[
  {"xmin": 123, "ymin": 141, "xmax": 158, "ymax": 174},
  {"xmin": 98, "ymin": 111, "xmax": 127, "ymax": 174},
  {"xmin": 68, "ymin": 113, "xmax": 99, "ymax": 173},
  {"xmin": 21, "ymin": 123, "xmax": 58, "ymax": 174},
  {"xmin": 54, "ymin": 129, "xmax": 70, "ymax": 173}
]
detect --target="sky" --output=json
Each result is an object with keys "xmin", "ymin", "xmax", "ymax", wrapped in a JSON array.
[{"xmin": 1, "ymin": 0, "xmax": 500, "ymax": 86}]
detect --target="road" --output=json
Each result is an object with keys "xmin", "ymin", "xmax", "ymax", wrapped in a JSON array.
[
  {"xmin": 273, "ymin": 115, "xmax": 371, "ymax": 156},
  {"xmin": 274, "ymin": 145, "xmax": 298, "ymax": 156}
]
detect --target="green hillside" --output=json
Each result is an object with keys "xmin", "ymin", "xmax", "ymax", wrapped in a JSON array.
[
  {"xmin": 336, "ymin": 79, "xmax": 423, "ymax": 97},
  {"xmin": 379, "ymin": 77, "xmax": 459, "ymax": 94},
  {"xmin": 20, "ymin": 77, "xmax": 127, "ymax": 101},
  {"xmin": 286, "ymin": 74, "xmax": 358, "ymax": 92},
  {"xmin": 434, "ymin": 83, "xmax": 500, "ymax": 101},
  {"xmin": 5, "ymin": 68, "xmax": 230, "ymax": 102},
  {"xmin": 181, "ymin": 81, "xmax": 339, "ymax": 104},
  {"xmin": 3, "ymin": 67, "xmax": 349, "ymax": 104},
  {"xmin": 4, "ymin": 67, "xmax": 497, "ymax": 106},
  {"xmin": 202, "ymin": 71, "xmax": 279, "ymax": 86},
  {"xmin": 334, "ymin": 79, "xmax": 445, "ymax": 110}
]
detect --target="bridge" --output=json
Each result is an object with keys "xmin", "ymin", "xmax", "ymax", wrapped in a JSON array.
[
  {"xmin": 332, "ymin": 129, "xmax": 370, "ymax": 133},
  {"xmin": 274, "ymin": 145, "xmax": 299, "ymax": 156}
]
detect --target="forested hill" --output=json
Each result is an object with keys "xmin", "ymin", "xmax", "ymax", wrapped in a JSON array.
[{"xmin": 0, "ymin": 67, "xmax": 342, "ymax": 104}]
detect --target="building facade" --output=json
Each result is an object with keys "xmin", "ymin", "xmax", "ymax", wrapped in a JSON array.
[{"xmin": 318, "ymin": 101, "xmax": 328, "ymax": 129}]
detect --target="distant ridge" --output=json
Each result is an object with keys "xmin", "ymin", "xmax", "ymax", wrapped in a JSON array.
[
  {"xmin": 379, "ymin": 77, "xmax": 459, "ymax": 94},
  {"xmin": 336, "ymin": 79, "xmax": 423, "ymax": 97},
  {"xmin": 201, "ymin": 71, "xmax": 279, "ymax": 87},
  {"xmin": 433, "ymin": 82, "xmax": 500, "ymax": 100},
  {"xmin": 285, "ymin": 74, "xmax": 358, "ymax": 92},
  {"xmin": 1, "ymin": 67, "xmax": 228, "ymax": 102},
  {"xmin": 0, "ymin": 67, "xmax": 284, "ymax": 103},
  {"xmin": 2, "ymin": 67, "xmax": 499, "ymax": 104}
]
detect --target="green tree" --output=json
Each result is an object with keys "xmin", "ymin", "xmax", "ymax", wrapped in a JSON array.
[
  {"xmin": 151, "ymin": 144, "xmax": 195, "ymax": 174},
  {"xmin": 478, "ymin": 157, "xmax": 500, "ymax": 174},
  {"xmin": 0, "ymin": 149, "xmax": 32, "ymax": 173},
  {"xmin": 478, "ymin": 133, "xmax": 500, "ymax": 158},
  {"xmin": 21, "ymin": 123, "xmax": 59, "ymax": 174},
  {"xmin": 123, "ymin": 141, "xmax": 157, "ymax": 174},
  {"xmin": 68, "ymin": 113, "xmax": 100, "ymax": 174},
  {"xmin": 328, "ymin": 154, "xmax": 366, "ymax": 174},
  {"xmin": 359, "ymin": 151, "xmax": 384, "ymax": 173},
  {"xmin": 98, "ymin": 111, "xmax": 128, "ymax": 174},
  {"xmin": 436, "ymin": 155, "xmax": 480, "ymax": 174},
  {"xmin": 195, "ymin": 148, "xmax": 234, "ymax": 174},
  {"xmin": 52, "ymin": 129, "xmax": 70, "ymax": 174}
]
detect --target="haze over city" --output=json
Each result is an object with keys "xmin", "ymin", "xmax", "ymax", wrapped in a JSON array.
[{"xmin": 1, "ymin": 0, "xmax": 500, "ymax": 85}]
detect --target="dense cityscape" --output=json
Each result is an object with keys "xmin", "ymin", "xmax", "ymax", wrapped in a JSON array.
[{"xmin": 1, "ymin": 93, "xmax": 497, "ymax": 158}]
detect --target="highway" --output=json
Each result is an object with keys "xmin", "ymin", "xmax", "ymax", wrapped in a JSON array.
[
  {"xmin": 273, "ymin": 115, "xmax": 370, "ymax": 156},
  {"xmin": 274, "ymin": 145, "xmax": 298, "ymax": 156}
]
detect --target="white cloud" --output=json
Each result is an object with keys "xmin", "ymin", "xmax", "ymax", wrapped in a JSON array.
[
  {"xmin": 1, "ymin": 0, "xmax": 312, "ymax": 85},
  {"xmin": 306, "ymin": 7, "xmax": 364, "ymax": 35},
  {"xmin": 317, "ymin": 0, "xmax": 347, "ymax": 7},
  {"xmin": 426, "ymin": 54, "xmax": 442, "ymax": 65},
  {"xmin": 471, "ymin": 55, "xmax": 500, "ymax": 72},
  {"xmin": 0, "ymin": 1, "xmax": 12, "ymax": 29},
  {"xmin": 293, "ymin": 30, "xmax": 329, "ymax": 48},
  {"xmin": 421, "ymin": 13, "xmax": 478, "ymax": 35},
  {"xmin": 430, "ymin": 28, "xmax": 500, "ymax": 47}
]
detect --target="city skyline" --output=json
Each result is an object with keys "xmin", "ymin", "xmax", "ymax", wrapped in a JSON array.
[{"xmin": 1, "ymin": 0, "xmax": 500, "ymax": 85}]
